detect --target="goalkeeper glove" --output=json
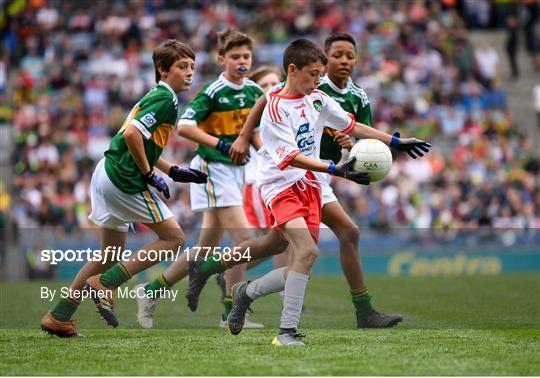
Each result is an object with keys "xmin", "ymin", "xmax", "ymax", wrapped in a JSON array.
[
  {"xmin": 390, "ymin": 132, "xmax": 432, "ymax": 159},
  {"xmin": 328, "ymin": 157, "xmax": 370, "ymax": 185},
  {"xmin": 169, "ymin": 166, "xmax": 207, "ymax": 184},
  {"xmin": 143, "ymin": 170, "xmax": 170, "ymax": 199}
]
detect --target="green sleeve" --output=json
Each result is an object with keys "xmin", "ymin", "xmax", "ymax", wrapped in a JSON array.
[
  {"xmin": 356, "ymin": 103, "xmax": 372, "ymax": 127},
  {"xmin": 132, "ymin": 94, "xmax": 176, "ymax": 139},
  {"xmin": 178, "ymin": 87, "xmax": 212, "ymax": 125}
]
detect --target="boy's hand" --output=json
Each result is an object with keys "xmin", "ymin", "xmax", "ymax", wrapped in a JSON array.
[
  {"xmin": 333, "ymin": 132, "xmax": 354, "ymax": 150},
  {"xmin": 390, "ymin": 132, "xmax": 432, "ymax": 159},
  {"xmin": 216, "ymin": 138, "xmax": 232, "ymax": 157},
  {"xmin": 229, "ymin": 136, "xmax": 250, "ymax": 165},
  {"xmin": 143, "ymin": 171, "xmax": 170, "ymax": 199},
  {"xmin": 329, "ymin": 157, "xmax": 370, "ymax": 185},
  {"xmin": 169, "ymin": 166, "xmax": 207, "ymax": 184}
]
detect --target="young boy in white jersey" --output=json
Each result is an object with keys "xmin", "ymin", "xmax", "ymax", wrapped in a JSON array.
[
  {"xmin": 40, "ymin": 40, "xmax": 207, "ymax": 336},
  {"xmin": 225, "ymin": 38, "xmax": 430, "ymax": 347},
  {"xmin": 133, "ymin": 28, "xmax": 264, "ymax": 329},
  {"xmin": 189, "ymin": 34, "xmax": 418, "ymax": 329}
]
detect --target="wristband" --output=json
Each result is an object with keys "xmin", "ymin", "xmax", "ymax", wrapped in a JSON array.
[
  {"xmin": 328, "ymin": 163, "xmax": 336, "ymax": 175},
  {"xmin": 390, "ymin": 135, "xmax": 400, "ymax": 148}
]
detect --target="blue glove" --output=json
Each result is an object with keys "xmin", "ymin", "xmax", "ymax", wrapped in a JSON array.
[
  {"xmin": 143, "ymin": 170, "xmax": 170, "ymax": 199},
  {"xmin": 390, "ymin": 132, "xmax": 432, "ymax": 159},
  {"xmin": 169, "ymin": 166, "xmax": 207, "ymax": 184},
  {"xmin": 216, "ymin": 138, "xmax": 232, "ymax": 157}
]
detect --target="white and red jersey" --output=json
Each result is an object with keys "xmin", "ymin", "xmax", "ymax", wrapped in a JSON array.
[{"xmin": 257, "ymin": 88, "xmax": 355, "ymax": 206}]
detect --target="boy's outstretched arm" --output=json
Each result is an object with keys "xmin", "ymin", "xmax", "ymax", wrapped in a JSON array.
[
  {"xmin": 229, "ymin": 95, "xmax": 267, "ymax": 164},
  {"xmin": 350, "ymin": 123, "xmax": 431, "ymax": 159}
]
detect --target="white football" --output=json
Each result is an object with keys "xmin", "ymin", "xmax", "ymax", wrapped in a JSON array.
[{"xmin": 349, "ymin": 139, "xmax": 393, "ymax": 182}]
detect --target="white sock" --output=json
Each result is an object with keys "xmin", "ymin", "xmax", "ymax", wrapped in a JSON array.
[
  {"xmin": 245, "ymin": 267, "xmax": 286, "ymax": 300},
  {"xmin": 280, "ymin": 270, "xmax": 309, "ymax": 330}
]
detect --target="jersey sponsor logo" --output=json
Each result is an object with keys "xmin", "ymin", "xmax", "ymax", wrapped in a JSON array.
[
  {"xmin": 313, "ymin": 100, "xmax": 323, "ymax": 112},
  {"xmin": 294, "ymin": 103, "xmax": 306, "ymax": 109},
  {"xmin": 296, "ymin": 122, "xmax": 315, "ymax": 154},
  {"xmin": 140, "ymin": 112, "xmax": 157, "ymax": 128},
  {"xmin": 182, "ymin": 108, "xmax": 196, "ymax": 119},
  {"xmin": 218, "ymin": 97, "xmax": 230, "ymax": 104},
  {"xmin": 332, "ymin": 96, "xmax": 345, "ymax": 103}
]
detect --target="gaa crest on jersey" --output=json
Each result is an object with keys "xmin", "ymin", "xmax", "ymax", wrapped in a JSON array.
[
  {"xmin": 313, "ymin": 100, "xmax": 323, "ymax": 112},
  {"xmin": 296, "ymin": 122, "xmax": 315, "ymax": 155},
  {"xmin": 141, "ymin": 112, "xmax": 157, "ymax": 128}
]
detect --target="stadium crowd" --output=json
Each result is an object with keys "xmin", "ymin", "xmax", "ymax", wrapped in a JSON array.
[{"xmin": 3, "ymin": 0, "xmax": 540, "ymax": 242}]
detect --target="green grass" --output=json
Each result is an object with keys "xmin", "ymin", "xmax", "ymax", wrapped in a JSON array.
[{"xmin": 1, "ymin": 275, "xmax": 539, "ymax": 375}]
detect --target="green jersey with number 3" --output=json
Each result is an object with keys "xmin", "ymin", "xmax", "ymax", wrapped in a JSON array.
[
  {"xmin": 178, "ymin": 73, "xmax": 262, "ymax": 164},
  {"xmin": 104, "ymin": 81, "xmax": 179, "ymax": 194}
]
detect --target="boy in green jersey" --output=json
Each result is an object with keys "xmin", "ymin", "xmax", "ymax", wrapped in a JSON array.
[
  {"xmin": 40, "ymin": 40, "xmax": 206, "ymax": 337},
  {"xmin": 189, "ymin": 33, "xmax": 407, "ymax": 329},
  {"xmin": 134, "ymin": 28, "xmax": 264, "ymax": 329}
]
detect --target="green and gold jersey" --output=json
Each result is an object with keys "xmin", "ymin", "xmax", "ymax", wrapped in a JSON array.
[
  {"xmin": 104, "ymin": 81, "xmax": 179, "ymax": 194},
  {"xmin": 318, "ymin": 75, "xmax": 372, "ymax": 164},
  {"xmin": 178, "ymin": 73, "xmax": 263, "ymax": 164}
]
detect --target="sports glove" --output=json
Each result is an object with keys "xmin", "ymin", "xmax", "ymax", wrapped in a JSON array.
[
  {"xmin": 169, "ymin": 166, "xmax": 207, "ymax": 184},
  {"xmin": 143, "ymin": 170, "xmax": 170, "ymax": 199},
  {"xmin": 216, "ymin": 138, "xmax": 232, "ymax": 157},
  {"xmin": 328, "ymin": 157, "xmax": 370, "ymax": 185},
  {"xmin": 390, "ymin": 132, "xmax": 432, "ymax": 159}
]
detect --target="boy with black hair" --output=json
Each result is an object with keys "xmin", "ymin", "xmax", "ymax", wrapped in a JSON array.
[{"xmin": 224, "ymin": 38, "xmax": 430, "ymax": 346}]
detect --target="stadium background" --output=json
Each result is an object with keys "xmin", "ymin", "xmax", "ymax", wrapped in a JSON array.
[
  {"xmin": 0, "ymin": 1, "xmax": 539, "ymax": 375},
  {"xmin": 1, "ymin": 0, "xmax": 538, "ymax": 280}
]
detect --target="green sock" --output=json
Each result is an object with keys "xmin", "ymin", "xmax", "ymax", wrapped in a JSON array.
[
  {"xmin": 351, "ymin": 287, "xmax": 373, "ymax": 319},
  {"xmin": 51, "ymin": 298, "xmax": 80, "ymax": 322},
  {"xmin": 222, "ymin": 296, "xmax": 233, "ymax": 320},
  {"xmin": 145, "ymin": 274, "xmax": 171, "ymax": 297},
  {"xmin": 201, "ymin": 258, "xmax": 227, "ymax": 276},
  {"xmin": 100, "ymin": 263, "xmax": 131, "ymax": 288}
]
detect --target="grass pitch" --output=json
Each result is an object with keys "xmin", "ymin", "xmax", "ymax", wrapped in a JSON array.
[{"xmin": 1, "ymin": 275, "xmax": 539, "ymax": 375}]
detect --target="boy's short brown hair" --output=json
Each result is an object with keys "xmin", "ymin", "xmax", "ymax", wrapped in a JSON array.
[
  {"xmin": 248, "ymin": 65, "xmax": 283, "ymax": 83},
  {"xmin": 217, "ymin": 28, "xmax": 254, "ymax": 56},
  {"xmin": 283, "ymin": 38, "xmax": 327, "ymax": 73},
  {"xmin": 153, "ymin": 39, "xmax": 195, "ymax": 83}
]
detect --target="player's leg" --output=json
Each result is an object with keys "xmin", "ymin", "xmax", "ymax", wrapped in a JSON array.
[
  {"xmin": 214, "ymin": 205, "xmax": 263, "ymax": 326},
  {"xmin": 186, "ymin": 228, "xmax": 288, "ymax": 309},
  {"xmin": 85, "ymin": 217, "xmax": 185, "ymax": 327},
  {"xmin": 322, "ymin": 201, "xmax": 403, "ymax": 328},
  {"xmin": 227, "ymin": 217, "xmax": 317, "ymax": 346},
  {"xmin": 40, "ymin": 228, "xmax": 126, "ymax": 337},
  {"xmin": 135, "ymin": 214, "xmax": 222, "ymax": 328}
]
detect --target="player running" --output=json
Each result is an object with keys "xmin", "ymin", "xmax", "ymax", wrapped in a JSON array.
[
  {"xmin": 189, "ymin": 33, "xmax": 406, "ymax": 329},
  {"xmin": 40, "ymin": 40, "xmax": 207, "ymax": 337},
  {"xmin": 134, "ymin": 28, "xmax": 264, "ymax": 329},
  {"xmin": 190, "ymin": 38, "xmax": 431, "ymax": 346}
]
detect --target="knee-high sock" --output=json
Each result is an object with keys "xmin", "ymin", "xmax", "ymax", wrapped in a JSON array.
[
  {"xmin": 279, "ymin": 270, "xmax": 309, "ymax": 330},
  {"xmin": 245, "ymin": 267, "xmax": 286, "ymax": 300}
]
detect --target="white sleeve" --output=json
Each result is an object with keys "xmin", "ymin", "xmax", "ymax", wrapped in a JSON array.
[
  {"xmin": 319, "ymin": 91, "xmax": 356, "ymax": 134},
  {"xmin": 260, "ymin": 107, "xmax": 299, "ymax": 171}
]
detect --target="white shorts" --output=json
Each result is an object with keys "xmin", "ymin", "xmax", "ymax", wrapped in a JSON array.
[
  {"xmin": 319, "ymin": 171, "xmax": 338, "ymax": 206},
  {"xmin": 88, "ymin": 158, "xmax": 173, "ymax": 232},
  {"xmin": 190, "ymin": 155, "xmax": 244, "ymax": 212}
]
